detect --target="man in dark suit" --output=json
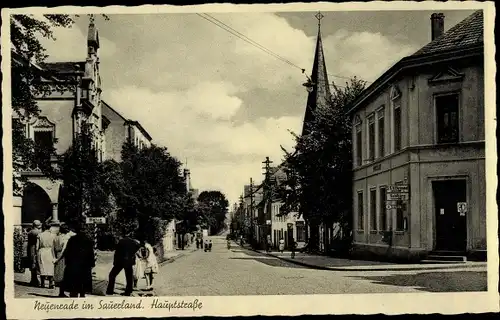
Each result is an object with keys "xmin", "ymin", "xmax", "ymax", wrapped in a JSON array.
[{"xmin": 106, "ymin": 232, "xmax": 140, "ymax": 296}]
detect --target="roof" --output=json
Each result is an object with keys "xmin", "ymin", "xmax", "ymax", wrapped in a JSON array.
[
  {"xmin": 347, "ymin": 10, "xmax": 484, "ymax": 115},
  {"xmin": 40, "ymin": 61, "xmax": 86, "ymax": 74},
  {"xmin": 101, "ymin": 100, "xmax": 127, "ymax": 122},
  {"xmin": 412, "ymin": 10, "xmax": 483, "ymax": 56},
  {"xmin": 125, "ymin": 120, "xmax": 153, "ymax": 142},
  {"xmin": 302, "ymin": 28, "xmax": 331, "ymax": 135}
]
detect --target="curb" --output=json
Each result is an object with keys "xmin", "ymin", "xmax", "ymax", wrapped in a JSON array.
[
  {"xmin": 159, "ymin": 248, "xmax": 196, "ymax": 267},
  {"xmin": 242, "ymin": 245, "xmax": 486, "ymax": 272}
]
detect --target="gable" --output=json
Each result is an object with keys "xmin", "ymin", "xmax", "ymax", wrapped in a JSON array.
[{"xmin": 428, "ymin": 67, "xmax": 465, "ymax": 85}]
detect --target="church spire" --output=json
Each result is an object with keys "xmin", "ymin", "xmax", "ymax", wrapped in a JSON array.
[{"xmin": 301, "ymin": 11, "xmax": 331, "ymax": 136}]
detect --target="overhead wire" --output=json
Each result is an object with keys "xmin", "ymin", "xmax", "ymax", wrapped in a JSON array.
[{"xmin": 196, "ymin": 13, "xmax": 371, "ymax": 84}]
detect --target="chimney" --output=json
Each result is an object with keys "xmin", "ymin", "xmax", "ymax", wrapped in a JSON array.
[{"xmin": 430, "ymin": 13, "xmax": 445, "ymax": 41}]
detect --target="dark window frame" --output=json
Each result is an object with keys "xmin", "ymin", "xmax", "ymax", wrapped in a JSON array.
[
  {"xmin": 370, "ymin": 188, "xmax": 377, "ymax": 231},
  {"xmin": 377, "ymin": 108, "xmax": 385, "ymax": 158},
  {"xmin": 356, "ymin": 124, "xmax": 362, "ymax": 166},
  {"xmin": 368, "ymin": 115, "xmax": 375, "ymax": 161},
  {"xmin": 435, "ymin": 93, "xmax": 460, "ymax": 144},
  {"xmin": 357, "ymin": 191, "xmax": 364, "ymax": 230},
  {"xmin": 394, "ymin": 104, "xmax": 402, "ymax": 152},
  {"xmin": 379, "ymin": 187, "xmax": 387, "ymax": 231}
]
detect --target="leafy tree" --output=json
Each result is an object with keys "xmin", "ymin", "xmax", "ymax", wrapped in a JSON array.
[
  {"xmin": 197, "ymin": 191, "xmax": 229, "ymax": 235},
  {"xmin": 277, "ymin": 77, "xmax": 366, "ymax": 252},
  {"xmin": 118, "ymin": 142, "xmax": 188, "ymax": 245}
]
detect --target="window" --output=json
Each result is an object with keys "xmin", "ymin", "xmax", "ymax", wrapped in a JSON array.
[
  {"xmin": 368, "ymin": 116, "xmax": 375, "ymax": 161},
  {"xmin": 436, "ymin": 94, "xmax": 459, "ymax": 143},
  {"xmin": 296, "ymin": 221, "xmax": 306, "ymax": 242},
  {"xmin": 357, "ymin": 191, "xmax": 364, "ymax": 230},
  {"xmin": 34, "ymin": 131, "xmax": 54, "ymax": 150},
  {"xmin": 356, "ymin": 125, "xmax": 362, "ymax": 166},
  {"xmin": 379, "ymin": 187, "xmax": 387, "ymax": 231},
  {"xmin": 378, "ymin": 109, "xmax": 385, "ymax": 158},
  {"xmin": 396, "ymin": 201, "xmax": 404, "ymax": 231},
  {"xmin": 394, "ymin": 105, "xmax": 402, "ymax": 151},
  {"xmin": 370, "ymin": 189, "xmax": 377, "ymax": 231}
]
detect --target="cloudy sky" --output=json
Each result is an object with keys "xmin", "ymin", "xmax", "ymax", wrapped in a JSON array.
[{"xmin": 38, "ymin": 9, "xmax": 474, "ymax": 205}]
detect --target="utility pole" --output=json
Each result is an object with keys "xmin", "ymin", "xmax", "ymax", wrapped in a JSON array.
[
  {"xmin": 262, "ymin": 157, "xmax": 273, "ymax": 250},
  {"xmin": 249, "ymin": 177, "xmax": 254, "ymax": 245}
]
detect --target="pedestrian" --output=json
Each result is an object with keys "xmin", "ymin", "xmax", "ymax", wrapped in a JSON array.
[
  {"xmin": 208, "ymin": 239, "xmax": 212, "ymax": 252},
  {"xmin": 290, "ymin": 238, "xmax": 297, "ymax": 259},
  {"xmin": 143, "ymin": 240, "xmax": 159, "ymax": 291},
  {"xmin": 133, "ymin": 240, "xmax": 146, "ymax": 290},
  {"xmin": 27, "ymin": 220, "xmax": 42, "ymax": 287},
  {"xmin": 279, "ymin": 238, "xmax": 285, "ymax": 253},
  {"xmin": 204, "ymin": 238, "xmax": 209, "ymax": 252},
  {"xmin": 266, "ymin": 235, "xmax": 272, "ymax": 253},
  {"xmin": 106, "ymin": 232, "xmax": 141, "ymax": 296},
  {"xmin": 59, "ymin": 221, "xmax": 94, "ymax": 298},
  {"xmin": 37, "ymin": 222, "xmax": 57, "ymax": 288},
  {"xmin": 53, "ymin": 224, "xmax": 76, "ymax": 297}
]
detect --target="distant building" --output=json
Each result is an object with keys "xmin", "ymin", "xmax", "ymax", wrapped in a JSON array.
[
  {"xmin": 347, "ymin": 11, "xmax": 485, "ymax": 261},
  {"xmin": 101, "ymin": 101, "xmax": 152, "ymax": 162},
  {"xmin": 12, "ymin": 20, "xmax": 105, "ymax": 226}
]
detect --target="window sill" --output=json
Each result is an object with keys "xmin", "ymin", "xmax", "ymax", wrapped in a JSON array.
[
  {"xmin": 394, "ymin": 231, "xmax": 405, "ymax": 235},
  {"xmin": 369, "ymin": 230, "xmax": 378, "ymax": 234},
  {"xmin": 356, "ymin": 229, "xmax": 364, "ymax": 233}
]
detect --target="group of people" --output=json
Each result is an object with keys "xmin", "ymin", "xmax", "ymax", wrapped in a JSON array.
[
  {"xmin": 106, "ymin": 232, "xmax": 159, "ymax": 296},
  {"xmin": 26, "ymin": 219, "xmax": 95, "ymax": 298},
  {"xmin": 195, "ymin": 238, "xmax": 212, "ymax": 252}
]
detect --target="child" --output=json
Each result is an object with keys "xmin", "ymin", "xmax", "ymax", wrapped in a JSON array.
[
  {"xmin": 133, "ymin": 241, "xmax": 146, "ymax": 290},
  {"xmin": 143, "ymin": 240, "xmax": 159, "ymax": 291}
]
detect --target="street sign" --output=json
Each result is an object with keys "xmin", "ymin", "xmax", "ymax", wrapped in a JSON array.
[
  {"xmin": 387, "ymin": 193, "xmax": 409, "ymax": 201},
  {"xmin": 457, "ymin": 202, "xmax": 467, "ymax": 216},
  {"xmin": 266, "ymin": 220, "xmax": 271, "ymax": 225},
  {"xmin": 388, "ymin": 184, "xmax": 409, "ymax": 193},
  {"xmin": 386, "ymin": 204, "xmax": 403, "ymax": 210},
  {"xmin": 86, "ymin": 217, "xmax": 106, "ymax": 224}
]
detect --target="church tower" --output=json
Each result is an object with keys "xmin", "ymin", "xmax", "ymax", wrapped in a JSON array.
[{"xmin": 301, "ymin": 12, "xmax": 331, "ymax": 136}]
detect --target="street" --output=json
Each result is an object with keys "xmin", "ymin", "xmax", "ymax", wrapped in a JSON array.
[{"xmin": 153, "ymin": 236, "xmax": 487, "ymax": 296}]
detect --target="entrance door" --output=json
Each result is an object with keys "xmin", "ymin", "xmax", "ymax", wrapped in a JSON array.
[
  {"xmin": 22, "ymin": 182, "xmax": 52, "ymax": 224},
  {"xmin": 433, "ymin": 180, "xmax": 467, "ymax": 252}
]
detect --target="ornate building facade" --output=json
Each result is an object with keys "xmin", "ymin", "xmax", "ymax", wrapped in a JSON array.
[{"xmin": 12, "ymin": 20, "xmax": 106, "ymax": 226}]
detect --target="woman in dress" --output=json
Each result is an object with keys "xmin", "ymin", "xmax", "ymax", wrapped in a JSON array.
[
  {"xmin": 133, "ymin": 241, "xmax": 146, "ymax": 290},
  {"xmin": 143, "ymin": 240, "xmax": 159, "ymax": 291},
  {"xmin": 279, "ymin": 238, "xmax": 285, "ymax": 253},
  {"xmin": 36, "ymin": 223, "xmax": 56, "ymax": 288},
  {"xmin": 53, "ymin": 224, "xmax": 76, "ymax": 297}
]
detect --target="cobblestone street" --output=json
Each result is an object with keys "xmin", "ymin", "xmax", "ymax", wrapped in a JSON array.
[{"xmin": 153, "ymin": 237, "xmax": 487, "ymax": 296}]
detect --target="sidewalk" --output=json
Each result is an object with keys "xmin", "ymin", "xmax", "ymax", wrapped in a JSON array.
[
  {"xmin": 14, "ymin": 248, "xmax": 196, "ymax": 298},
  {"xmin": 242, "ymin": 244, "xmax": 487, "ymax": 272}
]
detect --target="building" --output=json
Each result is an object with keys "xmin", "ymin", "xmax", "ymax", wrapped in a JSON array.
[
  {"xmin": 244, "ymin": 183, "xmax": 263, "ymax": 243},
  {"xmin": 347, "ymin": 11, "xmax": 485, "ymax": 261},
  {"xmin": 12, "ymin": 20, "xmax": 105, "ymax": 227},
  {"xmin": 101, "ymin": 101, "xmax": 152, "ymax": 162}
]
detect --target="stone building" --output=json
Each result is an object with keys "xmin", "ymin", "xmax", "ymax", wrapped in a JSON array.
[
  {"xmin": 12, "ymin": 20, "xmax": 105, "ymax": 227},
  {"xmin": 347, "ymin": 11, "xmax": 485, "ymax": 261},
  {"xmin": 101, "ymin": 101, "xmax": 152, "ymax": 162}
]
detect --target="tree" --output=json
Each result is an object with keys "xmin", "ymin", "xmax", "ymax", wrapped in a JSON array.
[
  {"xmin": 277, "ymin": 77, "xmax": 366, "ymax": 252},
  {"xmin": 197, "ymin": 191, "xmax": 229, "ymax": 235},
  {"xmin": 118, "ymin": 142, "xmax": 188, "ymax": 245}
]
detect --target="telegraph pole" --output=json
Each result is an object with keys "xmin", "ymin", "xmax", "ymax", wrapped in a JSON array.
[
  {"xmin": 262, "ymin": 157, "xmax": 273, "ymax": 249},
  {"xmin": 249, "ymin": 177, "xmax": 254, "ymax": 245}
]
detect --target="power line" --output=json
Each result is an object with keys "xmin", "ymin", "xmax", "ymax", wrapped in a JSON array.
[{"xmin": 196, "ymin": 13, "xmax": 372, "ymax": 84}]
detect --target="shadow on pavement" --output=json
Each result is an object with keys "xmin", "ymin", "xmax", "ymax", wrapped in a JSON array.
[
  {"xmin": 14, "ymin": 280, "xmax": 33, "ymax": 287},
  {"xmin": 229, "ymin": 257, "xmax": 308, "ymax": 269},
  {"xmin": 348, "ymin": 271, "xmax": 487, "ymax": 292}
]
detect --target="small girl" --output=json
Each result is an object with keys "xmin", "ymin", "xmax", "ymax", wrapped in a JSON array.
[
  {"xmin": 133, "ymin": 241, "xmax": 146, "ymax": 290},
  {"xmin": 143, "ymin": 240, "xmax": 159, "ymax": 291}
]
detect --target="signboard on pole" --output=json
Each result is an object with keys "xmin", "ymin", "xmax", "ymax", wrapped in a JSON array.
[
  {"xmin": 386, "ymin": 193, "xmax": 409, "ymax": 201},
  {"xmin": 388, "ymin": 185, "xmax": 409, "ymax": 193},
  {"xmin": 85, "ymin": 217, "xmax": 106, "ymax": 224},
  {"xmin": 387, "ymin": 184, "xmax": 409, "ymax": 201}
]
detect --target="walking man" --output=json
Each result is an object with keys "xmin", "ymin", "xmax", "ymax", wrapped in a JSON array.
[{"xmin": 106, "ymin": 232, "xmax": 141, "ymax": 296}]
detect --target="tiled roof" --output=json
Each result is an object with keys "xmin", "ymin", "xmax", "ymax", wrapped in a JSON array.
[
  {"xmin": 412, "ymin": 10, "xmax": 483, "ymax": 56},
  {"xmin": 40, "ymin": 61, "xmax": 86, "ymax": 74}
]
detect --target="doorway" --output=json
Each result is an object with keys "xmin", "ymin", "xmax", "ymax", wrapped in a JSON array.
[
  {"xmin": 433, "ymin": 180, "xmax": 467, "ymax": 252},
  {"xmin": 22, "ymin": 182, "xmax": 52, "ymax": 224},
  {"xmin": 287, "ymin": 223, "xmax": 294, "ymax": 250}
]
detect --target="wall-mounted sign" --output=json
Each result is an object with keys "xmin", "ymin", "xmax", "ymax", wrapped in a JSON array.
[
  {"xmin": 388, "ymin": 184, "xmax": 409, "ymax": 193},
  {"xmin": 387, "ymin": 193, "xmax": 409, "ymax": 201},
  {"xmin": 86, "ymin": 217, "xmax": 106, "ymax": 224},
  {"xmin": 266, "ymin": 220, "xmax": 271, "ymax": 225},
  {"xmin": 457, "ymin": 202, "xmax": 467, "ymax": 215},
  {"xmin": 440, "ymin": 208, "xmax": 445, "ymax": 215}
]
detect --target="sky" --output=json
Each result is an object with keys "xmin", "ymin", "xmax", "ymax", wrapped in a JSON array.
[{"xmin": 37, "ymin": 9, "xmax": 475, "ymax": 206}]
